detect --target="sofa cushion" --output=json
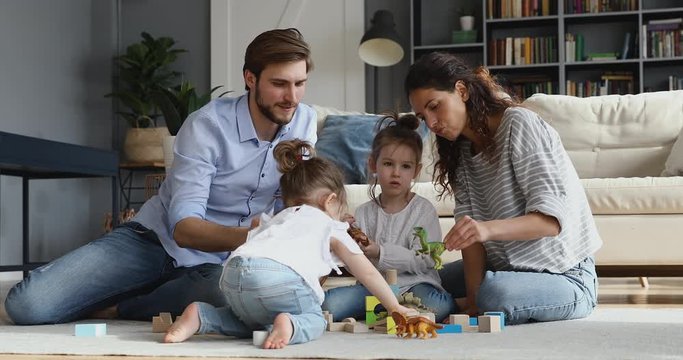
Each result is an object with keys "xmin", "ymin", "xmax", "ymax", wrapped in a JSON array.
[
  {"xmin": 582, "ymin": 176, "xmax": 683, "ymax": 214},
  {"xmin": 662, "ymin": 125, "xmax": 683, "ymax": 176},
  {"xmin": 523, "ymin": 91, "xmax": 683, "ymax": 178},
  {"xmin": 316, "ymin": 114, "xmax": 382, "ymax": 184}
]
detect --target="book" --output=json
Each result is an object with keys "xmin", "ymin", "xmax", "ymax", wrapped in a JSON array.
[{"xmin": 621, "ymin": 32, "xmax": 631, "ymax": 59}]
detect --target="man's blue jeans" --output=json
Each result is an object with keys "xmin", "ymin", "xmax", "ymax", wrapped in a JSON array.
[
  {"xmin": 438, "ymin": 256, "xmax": 598, "ymax": 325},
  {"xmin": 195, "ymin": 256, "xmax": 325, "ymax": 345},
  {"xmin": 4, "ymin": 222, "xmax": 226, "ymax": 324},
  {"xmin": 322, "ymin": 282, "xmax": 456, "ymax": 323}
]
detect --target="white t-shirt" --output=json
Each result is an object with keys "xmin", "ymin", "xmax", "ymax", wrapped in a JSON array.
[{"xmin": 227, "ymin": 204, "xmax": 362, "ymax": 303}]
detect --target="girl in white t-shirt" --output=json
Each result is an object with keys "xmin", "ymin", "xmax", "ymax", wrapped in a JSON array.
[
  {"xmin": 164, "ymin": 139, "xmax": 413, "ymax": 349},
  {"xmin": 323, "ymin": 114, "xmax": 455, "ymax": 323}
]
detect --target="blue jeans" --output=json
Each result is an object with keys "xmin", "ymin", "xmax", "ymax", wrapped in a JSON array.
[
  {"xmin": 438, "ymin": 256, "xmax": 598, "ymax": 325},
  {"xmin": 322, "ymin": 282, "xmax": 456, "ymax": 323},
  {"xmin": 195, "ymin": 256, "xmax": 325, "ymax": 345},
  {"xmin": 4, "ymin": 222, "xmax": 226, "ymax": 324}
]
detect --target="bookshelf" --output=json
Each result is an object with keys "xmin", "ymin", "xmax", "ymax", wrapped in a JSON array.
[{"xmin": 407, "ymin": 0, "xmax": 683, "ymax": 99}]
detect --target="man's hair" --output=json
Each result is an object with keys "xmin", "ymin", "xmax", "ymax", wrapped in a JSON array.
[{"xmin": 243, "ymin": 28, "xmax": 313, "ymax": 91}]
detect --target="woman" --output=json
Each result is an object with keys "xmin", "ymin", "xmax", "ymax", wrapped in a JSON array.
[{"xmin": 405, "ymin": 52, "xmax": 602, "ymax": 325}]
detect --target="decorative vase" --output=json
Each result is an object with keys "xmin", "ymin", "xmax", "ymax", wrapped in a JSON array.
[
  {"xmin": 460, "ymin": 15, "xmax": 475, "ymax": 31},
  {"xmin": 162, "ymin": 135, "xmax": 176, "ymax": 174},
  {"xmin": 122, "ymin": 127, "xmax": 170, "ymax": 164}
]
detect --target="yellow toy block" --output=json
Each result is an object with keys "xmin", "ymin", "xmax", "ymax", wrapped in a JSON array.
[{"xmin": 365, "ymin": 295, "xmax": 380, "ymax": 311}]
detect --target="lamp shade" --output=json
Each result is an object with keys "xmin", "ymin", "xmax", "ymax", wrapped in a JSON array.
[{"xmin": 358, "ymin": 10, "xmax": 404, "ymax": 67}]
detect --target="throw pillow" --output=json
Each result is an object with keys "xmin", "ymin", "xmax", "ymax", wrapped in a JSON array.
[
  {"xmin": 316, "ymin": 114, "xmax": 431, "ymax": 184},
  {"xmin": 662, "ymin": 125, "xmax": 683, "ymax": 176},
  {"xmin": 316, "ymin": 114, "xmax": 382, "ymax": 184}
]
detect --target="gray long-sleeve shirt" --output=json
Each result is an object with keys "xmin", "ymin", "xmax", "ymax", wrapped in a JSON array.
[{"xmin": 355, "ymin": 194, "xmax": 445, "ymax": 293}]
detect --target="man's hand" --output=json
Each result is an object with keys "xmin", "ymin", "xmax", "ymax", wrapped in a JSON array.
[{"xmin": 443, "ymin": 216, "xmax": 491, "ymax": 251}]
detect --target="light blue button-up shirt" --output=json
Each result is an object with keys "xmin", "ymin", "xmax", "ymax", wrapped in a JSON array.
[{"xmin": 133, "ymin": 94, "xmax": 317, "ymax": 267}]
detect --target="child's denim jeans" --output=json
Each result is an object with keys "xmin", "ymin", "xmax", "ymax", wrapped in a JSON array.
[
  {"xmin": 322, "ymin": 282, "xmax": 455, "ymax": 322},
  {"xmin": 195, "ymin": 256, "xmax": 325, "ymax": 345}
]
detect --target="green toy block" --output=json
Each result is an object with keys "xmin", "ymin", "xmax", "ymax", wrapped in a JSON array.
[{"xmin": 366, "ymin": 311, "xmax": 379, "ymax": 326}]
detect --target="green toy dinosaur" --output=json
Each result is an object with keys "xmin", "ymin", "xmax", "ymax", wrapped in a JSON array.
[{"xmin": 413, "ymin": 226, "xmax": 445, "ymax": 270}]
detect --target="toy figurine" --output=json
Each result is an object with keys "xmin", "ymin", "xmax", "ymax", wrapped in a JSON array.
[
  {"xmin": 391, "ymin": 311, "xmax": 443, "ymax": 339},
  {"xmin": 413, "ymin": 226, "xmax": 445, "ymax": 270}
]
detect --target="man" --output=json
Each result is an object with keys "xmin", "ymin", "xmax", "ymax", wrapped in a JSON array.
[{"xmin": 5, "ymin": 28, "xmax": 317, "ymax": 324}]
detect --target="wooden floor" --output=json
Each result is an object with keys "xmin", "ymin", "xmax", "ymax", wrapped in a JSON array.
[{"xmin": 1, "ymin": 277, "xmax": 682, "ymax": 360}]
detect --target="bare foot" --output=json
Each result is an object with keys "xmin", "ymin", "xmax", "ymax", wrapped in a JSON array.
[
  {"xmin": 90, "ymin": 305, "xmax": 118, "ymax": 319},
  {"xmin": 262, "ymin": 313, "xmax": 293, "ymax": 349},
  {"xmin": 164, "ymin": 303, "xmax": 200, "ymax": 343}
]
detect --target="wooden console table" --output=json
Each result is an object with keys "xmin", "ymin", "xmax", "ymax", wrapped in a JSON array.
[{"xmin": 0, "ymin": 131, "xmax": 119, "ymax": 275}]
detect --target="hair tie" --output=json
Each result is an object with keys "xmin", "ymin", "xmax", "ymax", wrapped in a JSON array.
[{"xmin": 296, "ymin": 154, "xmax": 304, "ymax": 162}]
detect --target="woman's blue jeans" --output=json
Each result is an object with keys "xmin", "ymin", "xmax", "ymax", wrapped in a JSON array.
[
  {"xmin": 195, "ymin": 256, "xmax": 325, "ymax": 345},
  {"xmin": 4, "ymin": 222, "xmax": 226, "ymax": 324},
  {"xmin": 322, "ymin": 282, "xmax": 456, "ymax": 323},
  {"xmin": 438, "ymin": 257, "xmax": 598, "ymax": 325}
]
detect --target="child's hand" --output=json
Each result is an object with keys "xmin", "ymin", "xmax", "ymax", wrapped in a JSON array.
[
  {"xmin": 341, "ymin": 213, "xmax": 356, "ymax": 226},
  {"xmin": 361, "ymin": 241, "xmax": 380, "ymax": 259}
]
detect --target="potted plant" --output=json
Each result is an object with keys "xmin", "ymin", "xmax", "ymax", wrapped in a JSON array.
[
  {"xmin": 152, "ymin": 81, "xmax": 231, "ymax": 172},
  {"xmin": 107, "ymin": 32, "xmax": 187, "ymax": 163}
]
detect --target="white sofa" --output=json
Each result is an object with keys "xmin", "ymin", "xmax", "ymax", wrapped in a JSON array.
[{"xmin": 314, "ymin": 90, "xmax": 683, "ymax": 275}]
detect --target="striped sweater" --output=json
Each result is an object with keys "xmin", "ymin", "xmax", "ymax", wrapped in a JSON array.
[{"xmin": 453, "ymin": 106, "xmax": 602, "ymax": 273}]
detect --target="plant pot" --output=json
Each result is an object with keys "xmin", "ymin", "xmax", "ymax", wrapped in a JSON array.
[
  {"xmin": 122, "ymin": 127, "xmax": 170, "ymax": 164},
  {"xmin": 162, "ymin": 135, "xmax": 176, "ymax": 174},
  {"xmin": 460, "ymin": 16, "xmax": 475, "ymax": 31}
]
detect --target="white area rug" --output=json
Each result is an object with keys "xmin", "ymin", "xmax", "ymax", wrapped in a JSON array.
[{"xmin": 1, "ymin": 308, "xmax": 682, "ymax": 359}]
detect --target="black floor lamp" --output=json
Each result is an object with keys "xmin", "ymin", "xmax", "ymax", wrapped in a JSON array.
[{"xmin": 358, "ymin": 10, "xmax": 404, "ymax": 113}]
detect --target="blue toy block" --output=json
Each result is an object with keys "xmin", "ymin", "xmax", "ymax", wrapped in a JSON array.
[
  {"xmin": 389, "ymin": 284, "xmax": 400, "ymax": 295},
  {"xmin": 435, "ymin": 324, "xmax": 462, "ymax": 334},
  {"xmin": 484, "ymin": 311, "xmax": 505, "ymax": 329},
  {"xmin": 469, "ymin": 317, "xmax": 478, "ymax": 326},
  {"xmin": 75, "ymin": 323, "xmax": 107, "ymax": 337}
]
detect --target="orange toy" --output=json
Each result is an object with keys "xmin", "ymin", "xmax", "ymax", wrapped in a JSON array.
[{"xmin": 391, "ymin": 311, "xmax": 443, "ymax": 339}]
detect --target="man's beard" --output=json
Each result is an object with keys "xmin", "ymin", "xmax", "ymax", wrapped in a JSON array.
[{"xmin": 255, "ymin": 86, "xmax": 296, "ymax": 126}]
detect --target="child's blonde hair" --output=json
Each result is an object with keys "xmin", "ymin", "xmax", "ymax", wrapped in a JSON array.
[
  {"xmin": 273, "ymin": 139, "xmax": 348, "ymax": 212},
  {"xmin": 368, "ymin": 113, "xmax": 424, "ymax": 206}
]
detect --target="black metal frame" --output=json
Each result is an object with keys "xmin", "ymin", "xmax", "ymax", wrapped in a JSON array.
[{"xmin": 0, "ymin": 131, "xmax": 119, "ymax": 276}]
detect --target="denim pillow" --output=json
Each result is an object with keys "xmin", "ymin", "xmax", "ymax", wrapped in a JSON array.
[{"xmin": 316, "ymin": 114, "xmax": 382, "ymax": 184}]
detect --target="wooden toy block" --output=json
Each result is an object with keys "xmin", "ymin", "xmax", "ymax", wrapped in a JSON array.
[
  {"xmin": 344, "ymin": 322, "xmax": 369, "ymax": 333},
  {"xmin": 374, "ymin": 325, "xmax": 387, "ymax": 333},
  {"xmin": 252, "ymin": 330, "xmax": 269, "ymax": 346},
  {"xmin": 484, "ymin": 311, "xmax": 505, "ymax": 329},
  {"xmin": 366, "ymin": 311, "xmax": 379, "ymax": 326},
  {"xmin": 478, "ymin": 315, "xmax": 501, "ymax": 333},
  {"xmin": 75, "ymin": 323, "xmax": 107, "ymax": 337},
  {"xmin": 365, "ymin": 296, "xmax": 381, "ymax": 311},
  {"xmin": 323, "ymin": 311, "xmax": 334, "ymax": 325},
  {"xmin": 159, "ymin": 312, "xmax": 173, "ymax": 324},
  {"xmin": 449, "ymin": 314, "xmax": 470, "ymax": 327},
  {"xmin": 327, "ymin": 322, "xmax": 346, "ymax": 332},
  {"xmin": 371, "ymin": 317, "xmax": 396, "ymax": 334},
  {"xmin": 152, "ymin": 312, "xmax": 174, "ymax": 333},
  {"xmin": 435, "ymin": 324, "xmax": 462, "ymax": 334},
  {"xmin": 385, "ymin": 269, "xmax": 398, "ymax": 285},
  {"xmin": 342, "ymin": 317, "xmax": 356, "ymax": 323}
]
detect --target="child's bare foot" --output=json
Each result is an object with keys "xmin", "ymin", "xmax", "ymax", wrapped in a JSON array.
[
  {"xmin": 163, "ymin": 303, "xmax": 200, "ymax": 343},
  {"xmin": 262, "ymin": 313, "xmax": 293, "ymax": 349}
]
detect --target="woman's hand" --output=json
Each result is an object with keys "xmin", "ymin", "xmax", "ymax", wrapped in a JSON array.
[{"xmin": 443, "ymin": 215, "xmax": 491, "ymax": 251}]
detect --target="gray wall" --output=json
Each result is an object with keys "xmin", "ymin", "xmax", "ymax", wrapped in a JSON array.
[{"xmin": 0, "ymin": 0, "xmax": 209, "ymax": 267}]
